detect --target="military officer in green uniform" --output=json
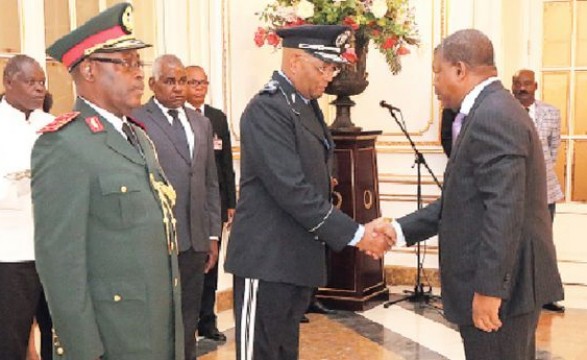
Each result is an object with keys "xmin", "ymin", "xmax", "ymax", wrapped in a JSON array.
[{"xmin": 31, "ymin": 3, "xmax": 183, "ymax": 359}]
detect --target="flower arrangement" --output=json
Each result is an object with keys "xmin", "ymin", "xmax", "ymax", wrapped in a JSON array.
[{"xmin": 254, "ymin": 0, "xmax": 419, "ymax": 74}]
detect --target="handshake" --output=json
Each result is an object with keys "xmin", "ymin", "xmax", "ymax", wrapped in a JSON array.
[{"xmin": 356, "ymin": 217, "xmax": 397, "ymax": 260}]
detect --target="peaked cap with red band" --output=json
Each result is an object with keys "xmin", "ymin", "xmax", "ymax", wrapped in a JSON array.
[{"xmin": 46, "ymin": 2, "xmax": 151, "ymax": 71}]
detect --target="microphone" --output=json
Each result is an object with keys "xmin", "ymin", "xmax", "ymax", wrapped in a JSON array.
[{"xmin": 379, "ymin": 100, "xmax": 401, "ymax": 113}]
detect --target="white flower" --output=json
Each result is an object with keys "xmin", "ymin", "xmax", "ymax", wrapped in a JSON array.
[
  {"xmin": 275, "ymin": 6, "xmax": 298, "ymax": 23},
  {"xmin": 295, "ymin": 0, "xmax": 315, "ymax": 19},
  {"xmin": 370, "ymin": 0, "xmax": 389, "ymax": 18}
]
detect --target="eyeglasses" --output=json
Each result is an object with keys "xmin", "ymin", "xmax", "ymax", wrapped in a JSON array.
[
  {"xmin": 88, "ymin": 57, "xmax": 145, "ymax": 70},
  {"xmin": 303, "ymin": 58, "xmax": 341, "ymax": 77},
  {"xmin": 187, "ymin": 80, "xmax": 209, "ymax": 87}
]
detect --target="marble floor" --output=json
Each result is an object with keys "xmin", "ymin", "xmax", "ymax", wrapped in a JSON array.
[{"xmin": 196, "ymin": 285, "xmax": 587, "ymax": 360}]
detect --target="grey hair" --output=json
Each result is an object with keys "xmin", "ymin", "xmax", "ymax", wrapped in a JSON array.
[
  {"xmin": 3, "ymin": 54, "xmax": 39, "ymax": 82},
  {"xmin": 151, "ymin": 54, "xmax": 184, "ymax": 80},
  {"xmin": 436, "ymin": 29, "xmax": 494, "ymax": 68}
]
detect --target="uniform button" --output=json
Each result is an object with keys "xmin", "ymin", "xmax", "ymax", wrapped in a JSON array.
[
  {"xmin": 120, "ymin": 186, "xmax": 127, "ymax": 193},
  {"xmin": 113, "ymin": 294, "xmax": 122, "ymax": 302},
  {"xmin": 174, "ymin": 278, "xmax": 179, "ymax": 287},
  {"xmin": 56, "ymin": 347, "xmax": 64, "ymax": 355}
]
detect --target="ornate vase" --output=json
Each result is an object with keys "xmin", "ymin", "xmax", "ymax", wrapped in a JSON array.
[{"xmin": 326, "ymin": 31, "xmax": 370, "ymax": 132}]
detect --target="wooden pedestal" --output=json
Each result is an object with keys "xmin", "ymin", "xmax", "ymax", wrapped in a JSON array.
[{"xmin": 317, "ymin": 130, "xmax": 389, "ymax": 311}]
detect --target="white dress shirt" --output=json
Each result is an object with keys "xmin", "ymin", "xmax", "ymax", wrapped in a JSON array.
[{"xmin": 0, "ymin": 99, "xmax": 54, "ymax": 262}]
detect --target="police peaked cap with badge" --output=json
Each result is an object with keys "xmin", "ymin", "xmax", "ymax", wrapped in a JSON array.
[
  {"xmin": 276, "ymin": 25, "xmax": 352, "ymax": 64},
  {"xmin": 46, "ymin": 2, "xmax": 151, "ymax": 71}
]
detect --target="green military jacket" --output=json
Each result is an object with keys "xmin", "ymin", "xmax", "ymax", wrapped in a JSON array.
[{"xmin": 32, "ymin": 98, "xmax": 184, "ymax": 360}]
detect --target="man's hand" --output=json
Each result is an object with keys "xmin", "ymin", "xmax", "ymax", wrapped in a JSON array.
[
  {"xmin": 472, "ymin": 292, "xmax": 503, "ymax": 332},
  {"xmin": 205, "ymin": 240, "xmax": 219, "ymax": 273},
  {"xmin": 226, "ymin": 208, "xmax": 236, "ymax": 229},
  {"xmin": 356, "ymin": 218, "xmax": 396, "ymax": 260}
]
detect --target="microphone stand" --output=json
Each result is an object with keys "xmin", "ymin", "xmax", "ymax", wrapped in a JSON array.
[{"xmin": 380, "ymin": 103, "xmax": 442, "ymax": 308}]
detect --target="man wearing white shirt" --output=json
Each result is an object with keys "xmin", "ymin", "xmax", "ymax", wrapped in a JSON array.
[
  {"xmin": 0, "ymin": 55, "xmax": 53, "ymax": 359},
  {"xmin": 133, "ymin": 54, "xmax": 221, "ymax": 360}
]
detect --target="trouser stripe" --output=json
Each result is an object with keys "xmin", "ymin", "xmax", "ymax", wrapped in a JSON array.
[{"xmin": 240, "ymin": 278, "xmax": 259, "ymax": 360}]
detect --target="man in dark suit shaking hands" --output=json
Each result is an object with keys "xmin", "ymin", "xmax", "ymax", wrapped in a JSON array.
[
  {"xmin": 185, "ymin": 65, "xmax": 235, "ymax": 342},
  {"xmin": 391, "ymin": 29, "xmax": 564, "ymax": 359},
  {"xmin": 133, "ymin": 55, "xmax": 221, "ymax": 360}
]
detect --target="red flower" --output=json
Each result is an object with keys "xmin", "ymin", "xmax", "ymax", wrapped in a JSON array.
[
  {"xmin": 342, "ymin": 16, "xmax": 359, "ymax": 30},
  {"xmin": 285, "ymin": 18, "xmax": 306, "ymax": 27},
  {"xmin": 381, "ymin": 37, "xmax": 397, "ymax": 50},
  {"xmin": 266, "ymin": 32, "xmax": 281, "ymax": 47},
  {"xmin": 254, "ymin": 27, "xmax": 266, "ymax": 47},
  {"xmin": 397, "ymin": 46, "xmax": 411, "ymax": 55},
  {"xmin": 342, "ymin": 48, "xmax": 358, "ymax": 63}
]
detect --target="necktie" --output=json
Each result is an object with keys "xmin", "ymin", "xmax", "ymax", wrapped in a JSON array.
[
  {"xmin": 122, "ymin": 122, "xmax": 143, "ymax": 155},
  {"xmin": 451, "ymin": 112, "xmax": 466, "ymax": 146},
  {"xmin": 168, "ymin": 109, "xmax": 191, "ymax": 159},
  {"xmin": 195, "ymin": 108, "xmax": 202, "ymax": 114}
]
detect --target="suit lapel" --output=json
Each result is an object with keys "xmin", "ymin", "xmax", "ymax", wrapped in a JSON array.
[
  {"xmin": 449, "ymin": 81, "xmax": 503, "ymax": 160},
  {"xmin": 74, "ymin": 99, "xmax": 145, "ymax": 166},
  {"xmin": 144, "ymin": 98, "xmax": 191, "ymax": 164}
]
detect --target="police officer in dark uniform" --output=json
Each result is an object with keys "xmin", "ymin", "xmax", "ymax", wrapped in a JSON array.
[
  {"xmin": 224, "ymin": 25, "xmax": 395, "ymax": 360},
  {"xmin": 31, "ymin": 3, "xmax": 183, "ymax": 359}
]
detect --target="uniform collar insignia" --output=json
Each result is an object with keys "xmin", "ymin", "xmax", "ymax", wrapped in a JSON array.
[{"xmin": 85, "ymin": 116, "xmax": 105, "ymax": 133}]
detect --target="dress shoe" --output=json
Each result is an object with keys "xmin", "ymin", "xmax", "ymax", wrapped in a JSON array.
[
  {"xmin": 199, "ymin": 327, "xmax": 227, "ymax": 342},
  {"xmin": 300, "ymin": 314, "xmax": 310, "ymax": 323},
  {"xmin": 307, "ymin": 300, "xmax": 337, "ymax": 315},
  {"xmin": 542, "ymin": 302, "xmax": 565, "ymax": 313}
]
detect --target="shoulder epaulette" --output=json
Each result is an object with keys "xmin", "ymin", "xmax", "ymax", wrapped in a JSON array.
[
  {"xmin": 259, "ymin": 80, "xmax": 280, "ymax": 95},
  {"xmin": 37, "ymin": 112, "xmax": 80, "ymax": 134}
]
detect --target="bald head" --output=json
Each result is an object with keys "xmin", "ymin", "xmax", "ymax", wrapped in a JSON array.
[{"xmin": 512, "ymin": 69, "xmax": 537, "ymax": 107}]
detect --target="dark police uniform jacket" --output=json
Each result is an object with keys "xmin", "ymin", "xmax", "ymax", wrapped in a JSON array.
[
  {"xmin": 224, "ymin": 72, "xmax": 358, "ymax": 288},
  {"xmin": 31, "ymin": 98, "xmax": 183, "ymax": 360}
]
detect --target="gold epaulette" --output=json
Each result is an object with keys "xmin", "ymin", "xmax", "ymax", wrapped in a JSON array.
[{"xmin": 38, "ymin": 112, "xmax": 80, "ymax": 133}]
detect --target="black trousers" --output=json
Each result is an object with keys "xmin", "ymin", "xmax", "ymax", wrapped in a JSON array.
[
  {"xmin": 198, "ymin": 237, "xmax": 221, "ymax": 333},
  {"xmin": 233, "ymin": 276, "xmax": 313, "ymax": 360},
  {"xmin": 36, "ymin": 290, "xmax": 53, "ymax": 360},
  {"xmin": 178, "ymin": 248, "xmax": 207, "ymax": 360},
  {"xmin": 459, "ymin": 308, "xmax": 541, "ymax": 360},
  {"xmin": 0, "ymin": 262, "xmax": 42, "ymax": 360}
]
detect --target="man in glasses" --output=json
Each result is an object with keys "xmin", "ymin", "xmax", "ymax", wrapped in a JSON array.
[
  {"xmin": 31, "ymin": 3, "xmax": 183, "ymax": 359},
  {"xmin": 224, "ymin": 25, "xmax": 395, "ymax": 360},
  {"xmin": 185, "ymin": 65, "xmax": 234, "ymax": 343},
  {"xmin": 133, "ymin": 55, "xmax": 221, "ymax": 360}
]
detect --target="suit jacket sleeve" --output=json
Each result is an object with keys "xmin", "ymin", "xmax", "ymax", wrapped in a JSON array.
[
  {"xmin": 203, "ymin": 117, "xmax": 222, "ymax": 238},
  {"xmin": 548, "ymin": 106, "xmax": 561, "ymax": 161},
  {"xmin": 242, "ymin": 98, "xmax": 357, "ymax": 250},
  {"xmin": 397, "ymin": 199, "xmax": 441, "ymax": 245},
  {"xmin": 32, "ymin": 133, "xmax": 104, "ymax": 360},
  {"xmin": 218, "ymin": 111, "xmax": 236, "ymax": 209}
]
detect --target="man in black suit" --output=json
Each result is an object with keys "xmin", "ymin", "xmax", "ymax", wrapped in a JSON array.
[
  {"xmin": 133, "ymin": 55, "xmax": 221, "ymax": 360},
  {"xmin": 185, "ymin": 65, "xmax": 235, "ymax": 342},
  {"xmin": 391, "ymin": 29, "xmax": 564, "ymax": 359},
  {"xmin": 224, "ymin": 25, "xmax": 395, "ymax": 360}
]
